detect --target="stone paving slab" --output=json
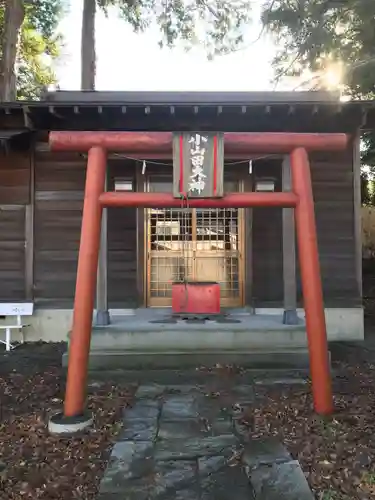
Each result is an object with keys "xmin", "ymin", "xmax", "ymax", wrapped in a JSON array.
[
  {"xmin": 124, "ymin": 399, "xmax": 162, "ymax": 421},
  {"xmin": 172, "ymin": 489, "xmax": 201, "ymax": 500},
  {"xmin": 249, "ymin": 460, "xmax": 314, "ymax": 500},
  {"xmin": 242, "ymin": 438, "xmax": 292, "ymax": 469},
  {"xmin": 135, "ymin": 383, "xmax": 166, "ymax": 399},
  {"xmin": 154, "ymin": 459, "xmax": 197, "ymax": 492},
  {"xmin": 162, "ymin": 395, "xmax": 200, "ymax": 420},
  {"xmin": 98, "ymin": 380, "xmax": 314, "ymax": 500},
  {"xmin": 200, "ymin": 466, "xmax": 255, "ymax": 500},
  {"xmin": 120, "ymin": 419, "xmax": 159, "ymax": 441},
  {"xmin": 154, "ymin": 435, "xmax": 238, "ymax": 461},
  {"xmin": 99, "ymin": 442, "xmax": 154, "ymax": 493},
  {"xmin": 197, "ymin": 455, "xmax": 227, "ymax": 476},
  {"xmin": 158, "ymin": 419, "xmax": 209, "ymax": 440}
]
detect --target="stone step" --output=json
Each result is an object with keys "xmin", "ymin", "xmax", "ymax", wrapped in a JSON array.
[
  {"xmin": 63, "ymin": 348, "xmax": 312, "ymax": 370},
  {"xmin": 86, "ymin": 368, "xmax": 310, "ymax": 388},
  {"xmin": 90, "ymin": 325, "xmax": 307, "ymax": 352}
]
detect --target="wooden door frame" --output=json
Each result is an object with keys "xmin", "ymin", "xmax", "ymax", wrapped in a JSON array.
[
  {"xmin": 135, "ymin": 164, "xmax": 146, "ymax": 307},
  {"xmin": 144, "ymin": 170, "xmax": 247, "ymax": 308}
]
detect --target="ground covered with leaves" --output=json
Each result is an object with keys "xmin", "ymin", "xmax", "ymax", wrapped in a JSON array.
[
  {"xmin": 1, "ymin": 341, "xmax": 375, "ymax": 499},
  {"xmin": 1, "ymin": 344, "xmax": 375, "ymax": 499},
  {"xmin": 249, "ymin": 343, "xmax": 375, "ymax": 500},
  {"xmin": 0, "ymin": 343, "xmax": 134, "ymax": 500}
]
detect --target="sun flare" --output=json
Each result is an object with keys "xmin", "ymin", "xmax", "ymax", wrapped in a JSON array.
[{"xmin": 322, "ymin": 64, "xmax": 344, "ymax": 89}]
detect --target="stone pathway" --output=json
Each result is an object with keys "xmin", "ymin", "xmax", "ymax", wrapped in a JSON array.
[{"xmin": 97, "ymin": 380, "xmax": 314, "ymax": 500}]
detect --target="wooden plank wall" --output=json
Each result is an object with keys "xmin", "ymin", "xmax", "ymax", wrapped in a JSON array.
[
  {"xmin": 0, "ymin": 151, "xmax": 30, "ymax": 204},
  {"xmin": 34, "ymin": 154, "xmax": 139, "ymax": 308},
  {"xmin": 251, "ymin": 160, "xmax": 283, "ymax": 305},
  {"xmin": 251, "ymin": 150, "xmax": 359, "ymax": 307},
  {"xmin": 0, "ymin": 151, "xmax": 30, "ymax": 301},
  {"xmin": 34, "ymin": 151, "xmax": 85, "ymax": 307},
  {"xmin": 307, "ymin": 149, "xmax": 358, "ymax": 306},
  {"xmin": 107, "ymin": 161, "xmax": 138, "ymax": 308},
  {"xmin": 0, "ymin": 206, "xmax": 26, "ymax": 300},
  {"xmin": 30, "ymin": 150, "xmax": 358, "ymax": 309}
]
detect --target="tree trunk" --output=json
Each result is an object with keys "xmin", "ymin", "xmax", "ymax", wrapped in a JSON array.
[
  {"xmin": 81, "ymin": 0, "xmax": 96, "ymax": 90},
  {"xmin": 0, "ymin": 0, "xmax": 25, "ymax": 101}
]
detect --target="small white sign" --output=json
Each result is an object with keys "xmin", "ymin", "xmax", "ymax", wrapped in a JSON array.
[
  {"xmin": 255, "ymin": 179, "xmax": 275, "ymax": 192},
  {"xmin": 0, "ymin": 303, "xmax": 34, "ymax": 316},
  {"xmin": 114, "ymin": 178, "xmax": 133, "ymax": 192}
]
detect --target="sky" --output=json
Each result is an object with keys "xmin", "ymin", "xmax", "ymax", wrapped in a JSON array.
[{"xmin": 56, "ymin": 1, "xmax": 279, "ymax": 92}]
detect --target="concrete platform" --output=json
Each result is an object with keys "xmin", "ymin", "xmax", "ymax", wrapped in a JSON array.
[
  {"xmin": 63, "ymin": 309, "xmax": 312, "ymax": 369},
  {"xmin": 91, "ymin": 309, "xmax": 307, "ymax": 349}
]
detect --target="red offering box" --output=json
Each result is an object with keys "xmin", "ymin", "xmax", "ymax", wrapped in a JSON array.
[{"xmin": 171, "ymin": 281, "xmax": 221, "ymax": 315}]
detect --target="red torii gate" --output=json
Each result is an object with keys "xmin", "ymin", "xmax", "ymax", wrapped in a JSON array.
[{"xmin": 50, "ymin": 131, "xmax": 347, "ymax": 427}]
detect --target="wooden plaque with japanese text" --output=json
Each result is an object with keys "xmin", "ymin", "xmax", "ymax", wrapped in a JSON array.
[{"xmin": 173, "ymin": 132, "xmax": 224, "ymax": 198}]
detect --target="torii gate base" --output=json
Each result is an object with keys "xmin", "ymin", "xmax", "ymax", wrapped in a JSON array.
[{"xmin": 47, "ymin": 132, "xmax": 343, "ymax": 434}]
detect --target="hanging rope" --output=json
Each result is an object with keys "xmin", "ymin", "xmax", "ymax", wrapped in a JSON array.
[{"xmin": 110, "ymin": 153, "xmax": 281, "ymax": 169}]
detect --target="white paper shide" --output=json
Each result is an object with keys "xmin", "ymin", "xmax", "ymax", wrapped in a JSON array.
[{"xmin": 188, "ymin": 133, "xmax": 208, "ymax": 195}]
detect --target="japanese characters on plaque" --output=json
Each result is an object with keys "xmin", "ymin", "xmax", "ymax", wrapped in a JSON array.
[
  {"xmin": 173, "ymin": 132, "xmax": 224, "ymax": 198},
  {"xmin": 189, "ymin": 133, "xmax": 208, "ymax": 195}
]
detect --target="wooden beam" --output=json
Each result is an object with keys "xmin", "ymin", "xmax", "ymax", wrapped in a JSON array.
[
  {"xmin": 243, "ymin": 174, "xmax": 253, "ymax": 308},
  {"xmin": 48, "ymin": 106, "xmax": 63, "ymax": 118},
  {"xmin": 99, "ymin": 191, "xmax": 298, "ymax": 208},
  {"xmin": 22, "ymin": 106, "xmax": 32, "ymax": 128},
  {"xmin": 25, "ymin": 149, "xmax": 35, "ymax": 300},
  {"xmin": 0, "ymin": 205, "xmax": 24, "ymax": 211},
  {"xmin": 135, "ymin": 166, "xmax": 145, "ymax": 307},
  {"xmin": 49, "ymin": 131, "xmax": 350, "ymax": 154},
  {"xmin": 353, "ymin": 133, "xmax": 362, "ymax": 300},
  {"xmin": 282, "ymin": 156, "xmax": 298, "ymax": 324},
  {"xmin": 95, "ymin": 170, "xmax": 109, "ymax": 326}
]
